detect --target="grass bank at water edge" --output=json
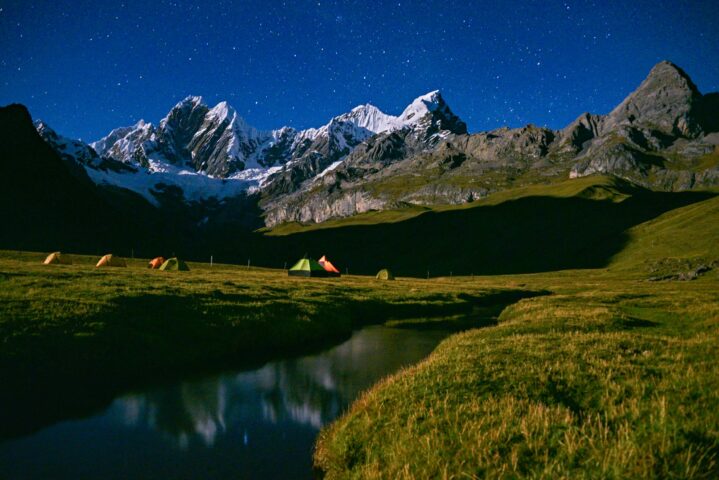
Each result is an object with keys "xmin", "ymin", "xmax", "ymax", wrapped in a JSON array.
[
  {"xmin": 314, "ymin": 275, "xmax": 719, "ymax": 478},
  {"xmin": 0, "ymin": 250, "xmax": 537, "ymax": 440}
]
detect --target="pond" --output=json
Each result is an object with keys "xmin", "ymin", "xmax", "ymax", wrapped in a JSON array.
[{"xmin": 0, "ymin": 325, "xmax": 450, "ymax": 479}]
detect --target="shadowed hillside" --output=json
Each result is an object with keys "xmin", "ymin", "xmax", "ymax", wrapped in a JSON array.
[
  {"xmin": 0, "ymin": 104, "xmax": 166, "ymax": 254},
  {"xmin": 0, "ymin": 104, "xmax": 194, "ymax": 256},
  {"xmin": 252, "ymin": 177, "xmax": 716, "ymax": 277}
]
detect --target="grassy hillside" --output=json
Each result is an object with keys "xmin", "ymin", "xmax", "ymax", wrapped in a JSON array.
[
  {"xmin": 266, "ymin": 175, "xmax": 635, "ymax": 236},
  {"xmin": 256, "ymin": 176, "xmax": 715, "ymax": 277},
  {"xmin": 314, "ymin": 191, "xmax": 719, "ymax": 479},
  {"xmin": 610, "ymin": 194, "xmax": 719, "ymax": 271},
  {"xmin": 315, "ymin": 276, "xmax": 719, "ymax": 478},
  {"xmin": 2, "ymin": 173, "xmax": 718, "ymax": 476}
]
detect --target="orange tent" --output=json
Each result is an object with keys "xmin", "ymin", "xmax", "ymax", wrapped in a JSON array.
[
  {"xmin": 318, "ymin": 255, "xmax": 341, "ymax": 277},
  {"xmin": 148, "ymin": 256, "xmax": 165, "ymax": 269},
  {"xmin": 96, "ymin": 254, "xmax": 127, "ymax": 268},
  {"xmin": 43, "ymin": 252, "xmax": 72, "ymax": 265}
]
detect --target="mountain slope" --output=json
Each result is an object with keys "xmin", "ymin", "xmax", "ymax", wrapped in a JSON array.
[
  {"xmin": 261, "ymin": 62, "xmax": 719, "ymax": 226},
  {"xmin": 610, "ymin": 192, "xmax": 719, "ymax": 271},
  {"xmin": 254, "ymin": 176, "xmax": 715, "ymax": 277},
  {"xmin": 0, "ymin": 105, "xmax": 145, "ymax": 252},
  {"xmin": 18, "ymin": 60, "xmax": 719, "ymax": 231}
]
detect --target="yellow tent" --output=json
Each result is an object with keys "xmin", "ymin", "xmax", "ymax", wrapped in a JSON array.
[
  {"xmin": 43, "ymin": 252, "xmax": 72, "ymax": 265},
  {"xmin": 96, "ymin": 254, "xmax": 127, "ymax": 268},
  {"xmin": 376, "ymin": 269, "xmax": 395, "ymax": 280}
]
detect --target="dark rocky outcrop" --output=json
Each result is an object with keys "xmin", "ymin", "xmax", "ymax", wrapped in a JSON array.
[{"xmin": 0, "ymin": 105, "xmax": 148, "ymax": 251}]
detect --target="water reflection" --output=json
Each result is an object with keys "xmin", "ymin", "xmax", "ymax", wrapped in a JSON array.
[
  {"xmin": 113, "ymin": 326, "xmax": 445, "ymax": 443},
  {"xmin": 0, "ymin": 326, "xmax": 448, "ymax": 479}
]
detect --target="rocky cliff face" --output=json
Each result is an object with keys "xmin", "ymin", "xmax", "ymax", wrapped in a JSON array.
[
  {"xmin": 261, "ymin": 62, "xmax": 719, "ymax": 226},
  {"xmin": 603, "ymin": 61, "xmax": 704, "ymax": 138},
  {"xmin": 568, "ymin": 62, "xmax": 719, "ymax": 182}
]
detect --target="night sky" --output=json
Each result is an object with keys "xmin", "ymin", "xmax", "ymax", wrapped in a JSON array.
[{"xmin": 1, "ymin": 0, "xmax": 718, "ymax": 142}]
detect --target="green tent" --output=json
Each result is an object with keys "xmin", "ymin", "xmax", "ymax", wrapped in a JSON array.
[
  {"xmin": 288, "ymin": 258, "xmax": 328, "ymax": 277},
  {"xmin": 159, "ymin": 257, "xmax": 190, "ymax": 271},
  {"xmin": 376, "ymin": 268, "xmax": 395, "ymax": 280}
]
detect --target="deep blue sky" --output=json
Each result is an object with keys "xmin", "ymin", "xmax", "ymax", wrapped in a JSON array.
[{"xmin": 1, "ymin": 0, "xmax": 718, "ymax": 141}]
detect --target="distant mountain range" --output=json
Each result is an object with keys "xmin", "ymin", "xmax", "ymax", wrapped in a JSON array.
[{"xmin": 3, "ymin": 60, "xmax": 718, "ymax": 235}]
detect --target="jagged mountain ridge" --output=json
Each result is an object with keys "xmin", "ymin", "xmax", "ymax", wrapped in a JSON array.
[
  {"xmin": 32, "ymin": 89, "xmax": 465, "ymax": 217},
  {"xmin": 88, "ymin": 90, "xmax": 466, "ymax": 180},
  {"xmin": 261, "ymin": 61, "xmax": 719, "ymax": 225},
  {"xmin": 29, "ymin": 61, "xmax": 719, "ymax": 228}
]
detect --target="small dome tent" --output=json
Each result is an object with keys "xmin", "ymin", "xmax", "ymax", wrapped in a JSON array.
[
  {"xmin": 148, "ymin": 257, "xmax": 165, "ymax": 269},
  {"xmin": 288, "ymin": 258, "xmax": 329, "ymax": 277},
  {"xmin": 376, "ymin": 269, "xmax": 395, "ymax": 280},
  {"xmin": 43, "ymin": 252, "xmax": 72, "ymax": 265},
  {"xmin": 96, "ymin": 254, "xmax": 127, "ymax": 268},
  {"xmin": 318, "ymin": 255, "xmax": 341, "ymax": 277},
  {"xmin": 159, "ymin": 257, "xmax": 190, "ymax": 271}
]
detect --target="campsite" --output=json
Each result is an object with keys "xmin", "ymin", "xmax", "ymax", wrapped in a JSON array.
[
  {"xmin": 1, "ymin": 178, "xmax": 719, "ymax": 478},
  {"xmin": 1, "ymin": 1, "xmax": 718, "ymax": 476},
  {"xmin": 1, "ymin": 181, "xmax": 718, "ymax": 477}
]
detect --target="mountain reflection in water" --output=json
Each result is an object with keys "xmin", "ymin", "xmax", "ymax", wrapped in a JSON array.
[{"xmin": 0, "ymin": 325, "xmax": 449, "ymax": 479}]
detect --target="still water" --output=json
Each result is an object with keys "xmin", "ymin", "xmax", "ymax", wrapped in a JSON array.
[{"xmin": 0, "ymin": 325, "xmax": 449, "ymax": 479}]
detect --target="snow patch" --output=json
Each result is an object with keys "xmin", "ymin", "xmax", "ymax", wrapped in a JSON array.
[
  {"xmin": 317, "ymin": 160, "xmax": 344, "ymax": 178},
  {"xmin": 85, "ymin": 157, "xmax": 275, "ymax": 206}
]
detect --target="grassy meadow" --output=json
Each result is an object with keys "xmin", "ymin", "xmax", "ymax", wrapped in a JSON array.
[
  {"xmin": 314, "ymin": 271, "xmax": 719, "ymax": 478},
  {"xmin": 1, "ymin": 175, "xmax": 718, "ymax": 478},
  {"xmin": 314, "ymin": 193, "xmax": 719, "ymax": 478},
  {"xmin": 0, "ymin": 250, "xmax": 534, "ymax": 439}
]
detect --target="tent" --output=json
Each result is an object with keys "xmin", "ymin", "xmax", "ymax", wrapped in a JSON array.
[
  {"xmin": 288, "ymin": 258, "xmax": 328, "ymax": 277},
  {"xmin": 376, "ymin": 269, "xmax": 395, "ymax": 280},
  {"xmin": 318, "ymin": 255, "xmax": 341, "ymax": 277},
  {"xmin": 96, "ymin": 254, "xmax": 127, "ymax": 268},
  {"xmin": 159, "ymin": 257, "xmax": 190, "ymax": 271},
  {"xmin": 148, "ymin": 256, "xmax": 165, "ymax": 269},
  {"xmin": 43, "ymin": 252, "xmax": 72, "ymax": 265}
]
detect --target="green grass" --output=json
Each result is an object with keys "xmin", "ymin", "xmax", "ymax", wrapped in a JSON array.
[
  {"xmin": 266, "ymin": 176, "xmax": 633, "ymax": 236},
  {"xmin": 312, "ymin": 186, "xmax": 719, "ymax": 478},
  {"xmin": 314, "ymin": 273, "xmax": 719, "ymax": 479},
  {"xmin": 2, "ymin": 174, "xmax": 719, "ymax": 475},
  {"xmin": 694, "ymin": 147, "xmax": 719, "ymax": 172},
  {"xmin": 0, "ymin": 250, "xmax": 536, "ymax": 439},
  {"xmin": 609, "ymin": 195, "xmax": 719, "ymax": 273}
]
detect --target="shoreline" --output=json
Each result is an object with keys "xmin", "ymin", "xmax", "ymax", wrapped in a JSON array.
[
  {"xmin": 313, "ymin": 275, "xmax": 719, "ymax": 478},
  {"xmin": 0, "ymin": 251, "xmax": 539, "ymax": 440}
]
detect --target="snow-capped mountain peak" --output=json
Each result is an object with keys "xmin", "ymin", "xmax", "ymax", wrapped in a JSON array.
[
  {"xmin": 174, "ymin": 95, "xmax": 204, "ymax": 109},
  {"xmin": 89, "ymin": 121, "xmax": 146, "ymax": 155},
  {"xmin": 54, "ymin": 89, "xmax": 466, "ymax": 206},
  {"xmin": 399, "ymin": 90, "xmax": 444, "ymax": 124},
  {"xmin": 160, "ymin": 96, "xmax": 208, "ymax": 130},
  {"xmin": 206, "ymin": 101, "xmax": 260, "ymax": 140},
  {"xmin": 207, "ymin": 101, "xmax": 234, "ymax": 122},
  {"xmin": 35, "ymin": 119, "xmax": 103, "ymax": 168},
  {"xmin": 338, "ymin": 103, "xmax": 401, "ymax": 133}
]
